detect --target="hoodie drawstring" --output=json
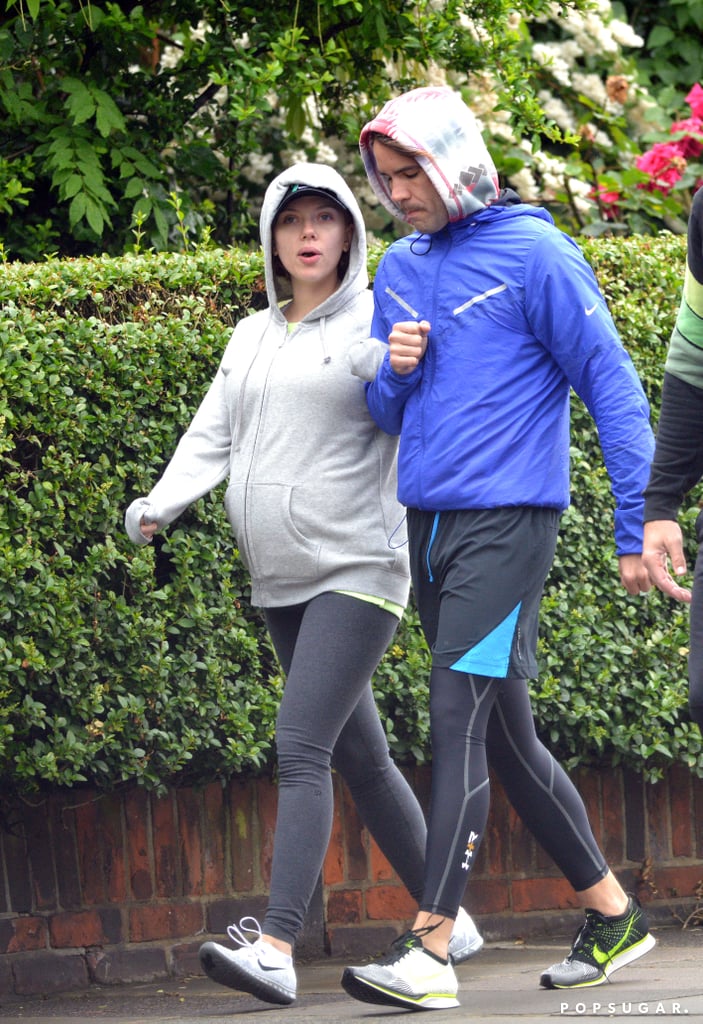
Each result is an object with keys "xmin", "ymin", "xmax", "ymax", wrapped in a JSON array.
[
  {"xmin": 426, "ymin": 511, "xmax": 440, "ymax": 583},
  {"xmin": 319, "ymin": 315, "xmax": 331, "ymax": 364}
]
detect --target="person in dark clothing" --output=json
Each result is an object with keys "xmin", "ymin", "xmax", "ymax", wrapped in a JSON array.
[{"xmin": 643, "ymin": 184, "xmax": 703, "ymax": 731}]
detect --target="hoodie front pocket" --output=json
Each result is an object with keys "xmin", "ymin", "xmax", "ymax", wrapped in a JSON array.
[{"xmin": 225, "ymin": 481, "xmax": 320, "ymax": 583}]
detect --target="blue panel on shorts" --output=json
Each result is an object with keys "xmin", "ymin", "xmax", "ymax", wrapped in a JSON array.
[{"xmin": 449, "ymin": 602, "xmax": 521, "ymax": 678}]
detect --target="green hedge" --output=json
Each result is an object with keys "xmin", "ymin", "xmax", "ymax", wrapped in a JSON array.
[{"xmin": 1, "ymin": 235, "xmax": 701, "ymax": 798}]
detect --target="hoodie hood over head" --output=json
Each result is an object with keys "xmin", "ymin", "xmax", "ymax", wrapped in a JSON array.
[
  {"xmin": 359, "ymin": 86, "xmax": 500, "ymax": 224},
  {"xmin": 260, "ymin": 162, "xmax": 368, "ymax": 317}
]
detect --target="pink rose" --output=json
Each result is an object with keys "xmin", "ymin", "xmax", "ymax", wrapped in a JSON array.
[
  {"xmin": 670, "ymin": 117, "xmax": 703, "ymax": 158},
  {"xmin": 686, "ymin": 83, "xmax": 703, "ymax": 119},
  {"xmin": 636, "ymin": 142, "xmax": 687, "ymax": 194},
  {"xmin": 591, "ymin": 185, "xmax": 621, "ymax": 220}
]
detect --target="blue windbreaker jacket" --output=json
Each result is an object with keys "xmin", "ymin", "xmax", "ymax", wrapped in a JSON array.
[{"xmin": 366, "ymin": 203, "xmax": 654, "ymax": 555}]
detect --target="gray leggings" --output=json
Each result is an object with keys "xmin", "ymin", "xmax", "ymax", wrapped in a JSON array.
[{"xmin": 261, "ymin": 592, "xmax": 427, "ymax": 946}]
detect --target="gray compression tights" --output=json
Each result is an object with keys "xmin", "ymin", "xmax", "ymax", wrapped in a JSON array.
[
  {"xmin": 261, "ymin": 593, "xmax": 427, "ymax": 946},
  {"xmin": 423, "ymin": 668, "xmax": 608, "ymax": 918}
]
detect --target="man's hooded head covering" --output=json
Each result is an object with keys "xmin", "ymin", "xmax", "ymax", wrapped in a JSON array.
[{"xmin": 359, "ymin": 86, "xmax": 500, "ymax": 225}]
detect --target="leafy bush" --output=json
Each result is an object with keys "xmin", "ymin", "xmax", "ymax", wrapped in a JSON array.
[
  {"xmin": 1, "ymin": 249, "xmax": 280, "ymax": 795},
  {"xmin": 1, "ymin": 235, "xmax": 701, "ymax": 799},
  {"xmin": 4, "ymin": 0, "xmax": 701, "ymax": 259},
  {"xmin": 0, "ymin": 0, "xmax": 586, "ymax": 261}
]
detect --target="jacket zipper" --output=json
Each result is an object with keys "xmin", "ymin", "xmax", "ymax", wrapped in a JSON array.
[{"xmin": 241, "ymin": 320, "xmax": 289, "ymax": 558}]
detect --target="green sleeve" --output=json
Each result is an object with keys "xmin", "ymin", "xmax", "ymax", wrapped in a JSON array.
[{"xmin": 666, "ymin": 188, "xmax": 703, "ymax": 389}]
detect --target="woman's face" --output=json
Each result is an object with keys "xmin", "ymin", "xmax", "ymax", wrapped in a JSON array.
[{"xmin": 273, "ymin": 196, "xmax": 353, "ymax": 292}]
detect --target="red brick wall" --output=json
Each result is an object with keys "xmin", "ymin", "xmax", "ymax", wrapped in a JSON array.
[{"xmin": 1, "ymin": 765, "xmax": 701, "ymax": 997}]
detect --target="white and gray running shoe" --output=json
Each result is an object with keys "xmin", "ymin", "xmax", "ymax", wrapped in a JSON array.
[
  {"xmin": 342, "ymin": 929, "xmax": 460, "ymax": 1010},
  {"xmin": 448, "ymin": 906, "xmax": 484, "ymax": 964},
  {"xmin": 199, "ymin": 916, "xmax": 296, "ymax": 1005}
]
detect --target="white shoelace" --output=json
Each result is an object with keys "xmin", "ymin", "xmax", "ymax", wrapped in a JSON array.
[{"xmin": 226, "ymin": 915, "xmax": 264, "ymax": 949}]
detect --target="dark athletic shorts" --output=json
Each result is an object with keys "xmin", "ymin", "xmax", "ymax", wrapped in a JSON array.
[{"xmin": 407, "ymin": 506, "xmax": 560, "ymax": 679}]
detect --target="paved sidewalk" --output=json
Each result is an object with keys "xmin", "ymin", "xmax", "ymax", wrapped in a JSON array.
[{"xmin": 0, "ymin": 926, "xmax": 701, "ymax": 1022}]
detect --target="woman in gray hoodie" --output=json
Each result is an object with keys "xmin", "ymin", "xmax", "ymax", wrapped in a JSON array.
[{"xmin": 124, "ymin": 163, "xmax": 481, "ymax": 1006}]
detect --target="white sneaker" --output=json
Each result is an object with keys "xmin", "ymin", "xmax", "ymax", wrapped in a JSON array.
[
  {"xmin": 199, "ymin": 916, "xmax": 296, "ymax": 1005},
  {"xmin": 448, "ymin": 906, "xmax": 484, "ymax": 964},
  {"xmin": 342, "ymin": 930, "xmax": 460, "ymax": 1010}
]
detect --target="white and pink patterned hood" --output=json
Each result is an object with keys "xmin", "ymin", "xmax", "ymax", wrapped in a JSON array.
[{"xmin": 359, "ymin": 85, "xmax": 500, "ymax": 224}]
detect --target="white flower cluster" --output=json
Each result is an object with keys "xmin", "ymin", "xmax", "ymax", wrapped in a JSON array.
[
  {"xmin": 244, "ymin": 152, "xmax": 274, "ymax": 186},
  {"xmin": 534, "ymin": 0, "xmax": 643, "ymax": 59},
  {"xmin": 533, "ymin": 42, "xmax": 580, "ymax": 88},
  {"xmin": 457, "ymin": 12, "xmax": 490, "ymax": 42},
  {"xmin": 465, "ymin": 0, "xmax": 652, "ymax": 222}
]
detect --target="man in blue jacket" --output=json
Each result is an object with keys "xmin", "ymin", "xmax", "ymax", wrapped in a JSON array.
[{"xmin": 342, "ymin": 86, "xmax": 657, "ymax": 1011}]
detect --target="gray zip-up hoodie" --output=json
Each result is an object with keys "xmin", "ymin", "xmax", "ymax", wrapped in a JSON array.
[{"xmin": 125, "ymin": 163, "xmax": 410, "ymax": 608}]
